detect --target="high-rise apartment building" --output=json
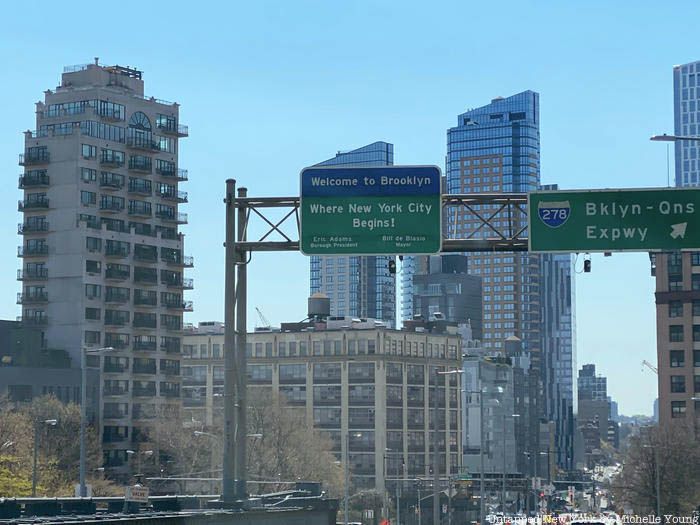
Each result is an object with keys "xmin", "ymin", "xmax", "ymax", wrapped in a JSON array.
[
  {"xmin": 18, "ymin": 61, "xmax": 191, "ymax": 471},
  {"xmin": 446, "ymin": 92, "xmax": 541, "ymax": 351},
  {"xmin": 182, "ymin": 318, "xmax": 464, "ymax": 495},
  {"xmin": 538, "ymin": 194, "xmax": 576, "ymax": 472},
  {"xmin": 654, "ymin": 60, "xmax": 700, "ymax": 432},
  {"xmin": 309, "ymin": 142, "xmax": 396, "ymax": 325}
]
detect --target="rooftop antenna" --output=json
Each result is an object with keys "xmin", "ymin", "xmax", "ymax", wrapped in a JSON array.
[{"xmin": 94, "ymin": 57, "xmax": 99, "ymax": 65}]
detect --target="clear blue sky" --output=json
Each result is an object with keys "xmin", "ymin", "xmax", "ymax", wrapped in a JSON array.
[{"xmin": 1, "ymin": 0, "xmax": 694, "ymax": 416}]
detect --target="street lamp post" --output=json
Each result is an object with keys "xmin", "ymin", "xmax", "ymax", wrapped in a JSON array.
[
  {"xmin": 32, "ymin": 418, "xmax": 57, "ymax": 496},
  {"xmin": 650, "ymin": 133, "xmax": 700, "ymax": 187},
  {"xmin": 80, "ymin": 346, "xmax": 113, "ymax": 497}
]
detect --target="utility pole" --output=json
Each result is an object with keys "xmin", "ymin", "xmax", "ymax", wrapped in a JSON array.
[
  {"xmin": 234, "ymin": 186, "xmax": 248, "ymax": 501},
  {"xmin": 479, "ymin": 390, "xmax": 485, "ymax": 525}
]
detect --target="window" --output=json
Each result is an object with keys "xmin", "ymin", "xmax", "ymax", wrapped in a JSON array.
[
  {"xmin": 85, "ymin": 284, "xmax": 101, "ymax": 299},
  {"xmin": 81, "ymin": 168, "xmax": 97, "ymax": 182},
  {"xmin": 671, "ymin": 375, "xmax": 686, "ymax": 393},
  {"xmin": 80, "ymin": 190, "xmax": 96, "ymax": 206},
  {"xmin": 692, "ymin": 323, "xmax": 700, "ymax": 343},
  {"xmin": 669, "ymin": 325, "xmax": 684, "ymax": 342},
  {"xmin": 85, "ymin": 307, "xmax": 101, "ymax": 320},
  {"xmin": 692, "ymin": 252, "xmax": 700, "ymax": 266},
  {"xmin": 671, "ymin": 400, "xmax": 686, "ymax": 418},
  {"xmin": 84, "ymin": 330, "xmax": 101, "ymax": 344},
  {"xmin": 82, "ymin": 144, "xmax": 97, "ymax": 159},
  {"xmin": 669, "ymin": 301, "xmax": 684, "ymax": 318},
  {"xmin": 694, "ymin": 350, "xmax": 700, "ymax": 367},
  {"xmin": 86, "ymin": 237, "xmax": 102, "ymax": 252},
  {"xmin": 693, "ymin": 274, "xmax": 700, "ymax": 291},
  {"xmin": 670, "ymin": 350, "xmax": 685, "ymax": 368},
  {"xmin": 693, "ymin": 300, "xmax": 700, "ymax": 317},
  {"xmin": 695, "ymin": 374, "xmax": 700, "ymax": 393}
]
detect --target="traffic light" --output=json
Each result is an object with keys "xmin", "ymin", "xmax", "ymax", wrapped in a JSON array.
[
  {"xmin": 583, "ymin": 256, "xmax": 591, "ymax": 273},
  {"xmin": 388, "ymin": 259, "xmax": 397, "ymax": 274}
]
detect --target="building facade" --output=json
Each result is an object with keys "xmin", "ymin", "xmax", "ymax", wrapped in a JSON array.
[
  {"xmin": 309, "ymin": 142, "xmax": 396, "ymax": 325},
  {"xmin": 654, "ymin": 60, "xmax": 700, "ymax": 431},
  {"xmin": 18, "ymin": 61, "xmax": 191, "ymax": 470},
  {"xmin": 411, "ymin": 255, "xmax": 483, "ymax": 339},
  {"xmin": 183, "ymin": 319, "xmax": 463, "ymax": 494},
  {"xmin": 446, "ymin": 91, "xmax": 541, "ymax": 352},
  {"xmin": 538, "ymin": 219, "xmax": 576, "ymax": 472}
]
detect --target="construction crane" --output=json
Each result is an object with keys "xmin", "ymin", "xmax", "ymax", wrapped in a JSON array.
[
  {"xmin": 641, "ymin": 360, "xmax": 658, "ymax": 374},
  {"xmin": 255, "ymin": 307, "xmax": 271, "ymax": 331}
]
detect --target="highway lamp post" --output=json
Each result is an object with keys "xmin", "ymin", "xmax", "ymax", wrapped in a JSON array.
[
  {"xmin": 415, "ymin": 479, "xmax": 422, "ymax": 525},
  {"xmin": 32, "ymin": 418, "xmax": 57, "ymax": 496},
  {"xmin": 650, "ymin": 133, "xmax": 700, "ymax": 186},
  {"xmin": 80, "ymin": 346, "xmax": 114, "ymax": 497},
  {"xmin": 126, "ymin": 449, "xmax": 153, "ymax": 480},
  {"xmin": 384, "ymin": 448, "xmax": 402, "ymax": 525}
]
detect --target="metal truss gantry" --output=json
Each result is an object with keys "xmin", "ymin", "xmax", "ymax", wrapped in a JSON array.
[{"xmin": 221, "ymin": 180, "xmax": 528, "ymax": 505}]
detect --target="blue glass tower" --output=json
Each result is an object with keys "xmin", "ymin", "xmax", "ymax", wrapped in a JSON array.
[
  {"xmin": 446, "ymin": 91, "xmax": 541, "ymax": 350},
  {"xmin": 673, "ymin": 61, "xmax": 700, "ymax": 187},
  {"xmin": 309, "ymin": 142, "xmax": 396, "ymax": 324}
]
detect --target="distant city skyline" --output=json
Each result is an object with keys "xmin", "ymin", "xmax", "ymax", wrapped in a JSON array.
[{"xmin": 2, "ymin": 0, "xmax": 694, "ymax": 416}]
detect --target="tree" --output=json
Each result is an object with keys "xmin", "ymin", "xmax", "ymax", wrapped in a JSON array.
[
  {"xmin": 613, "ymin": 422, "xmax": 700, "ymax": 516},
  {"xmin": 0, "ymin": 396, "xmax": 114, "ymax": 497},
  {"xmin": 147, "ymin": 391, "xmax": 343, "ymax": 496}
]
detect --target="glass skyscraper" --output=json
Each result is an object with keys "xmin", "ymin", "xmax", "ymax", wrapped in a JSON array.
[
  {"xmin": 447, "ymin": 93, "xmax": 576, "ymax": 471},
  {"xmin": 446, "ymin": 91, "xmax": 541, "ymax": 351},
  {"xmin": 309, "ymin": 142, "xmax": 396, "ymax": 324}
]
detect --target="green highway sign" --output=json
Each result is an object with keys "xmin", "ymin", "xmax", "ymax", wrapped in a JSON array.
[
  {"xmin": 300, "ymin": 166, "xmax": 442, "ymax": 255},
  {"xmin": 528, "ymin": 188, "xmax": 700, "ymax": 253}
]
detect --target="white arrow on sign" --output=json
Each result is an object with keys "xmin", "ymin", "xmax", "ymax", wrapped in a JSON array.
[{"xmin": 671, "ymin": 222, "xmax": 688, "ymax": 239}]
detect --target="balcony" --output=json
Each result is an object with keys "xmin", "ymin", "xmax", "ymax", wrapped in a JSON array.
[
  {"xmin": 128, "ymin": 158, "xmax": 152, "ymax": 173},
  {"xmin": 78, "ymin": 216, "xmax": 101, "ymax": 230},
  {"xmin": 126, "ymin": 136, "xmax": 159, "ymax": 151},
  {"xmin": 103, "ymin": 363, "xmax": 128, "ymax": 374},
  {"xmin": 128, "ymin": 182, "xmax": 152, "ymax": 196},
  {"xmin": 133, "ymin": 386, "xmax": 156, "ymax": 397},
  {"xmin": 104, "ymin": 316, "xmax": 129, "ymax": 327},
  {"xmin": 134, "ymin": 295, "xmax": 157, "ymax": 307},
  {"xmin": 100, "ymin": 174, "xmax": 124, "ymax": 190},
  {"xmin": 165, "ymin": 300, "xmax": 193, "ymax": 312},
  {"xmin": 133, "ymin": 317, "xmax": 157, "ymax": 329},
  {"xmin": 158, "ymin": 122, "xmax": 188, "ymax": 137},
  {"xmin": 18, "ymin": 222, "xmax": 49, "ymax": 234},
  {"xmin": 128, "ymin": 205, "xmax": 152, "ymax": 218},
  {"xmin": 105, "ymin": 268, "xmax": 129, "ymax": 280},
  {"xmin": 103, "ymin": 387, "xmax": 128, "ymax": 397},
  {"xmin": 105, "ymin": 245, "xmax": 129, "ymax": 258},
  {"xmin": 100, "ymin": 154, "xmax": 124, "ymax": 168},
  {"xmin": 157, "ymin": 189, "xmax": 188, "ymax": 203},
  {"xmin": 100, "ymin": 201, "xmax": 124, "ymax": 213},
  {"xmin": 134, "ymin": 248, "xmax": 158, "ymax": 263},
  {"xmin": 17, "ymin": 292, "xmax": 48, "ymax": 304},
  {"xmin": 17, "ymin": 268, "xmax": 48, "ymax": 280},
  {"xmin": 133, "ymin": 340, "xmax": 157, "ymax": 352},
  {"xmin": 156, "ymin": 211, "xmax": 188, "ymax": 224},
  {"xmin": 18, "ymin": 173, "xmax": 49, "ymax": 188},
  {"xmin": 162, "ymin": 365, "xmax": 180, "ymax": 376},
  {"xmin": 134, "ymin": 271, "xmax": 158, "ymax": 285},
  {"xmin": 18, "ymin": 198, "xmax": 49, "ymax": 211},
  {"xmin": 133, "ymin": 364, "xmax": 157, "ymax": 375},
  {"xmin": 104, "ymin": 337, "xmax": 130, "ymax": 350},
  {"xmin": 160, "ymin": 385, "xmax": 180, "ymax": 398},
  {"xmin": 18, "ymin": 314, "xmax": 48, "ymax": 326},
  {"xmin": 18, "ymin": 245, "xmax": 48, "ymax": 257},
  {"xmin": 161, "ymin": 339, "xmax": 180, "ymax": 353},
  {"xmin": 105, "ymin": 292, "xmax": 130, "ymax": 304},
  {"xmin": 19, "ymin": 151, "xmax": 50, "ymax": 166},
  {"xmin": 103, "ymin": 410, "xmax": 128, "ymax": 420}
]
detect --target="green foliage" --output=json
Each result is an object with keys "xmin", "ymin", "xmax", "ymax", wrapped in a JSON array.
[{"xmin": 0, "ymin": 395, "xmax": 118, "ymax": 497}]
